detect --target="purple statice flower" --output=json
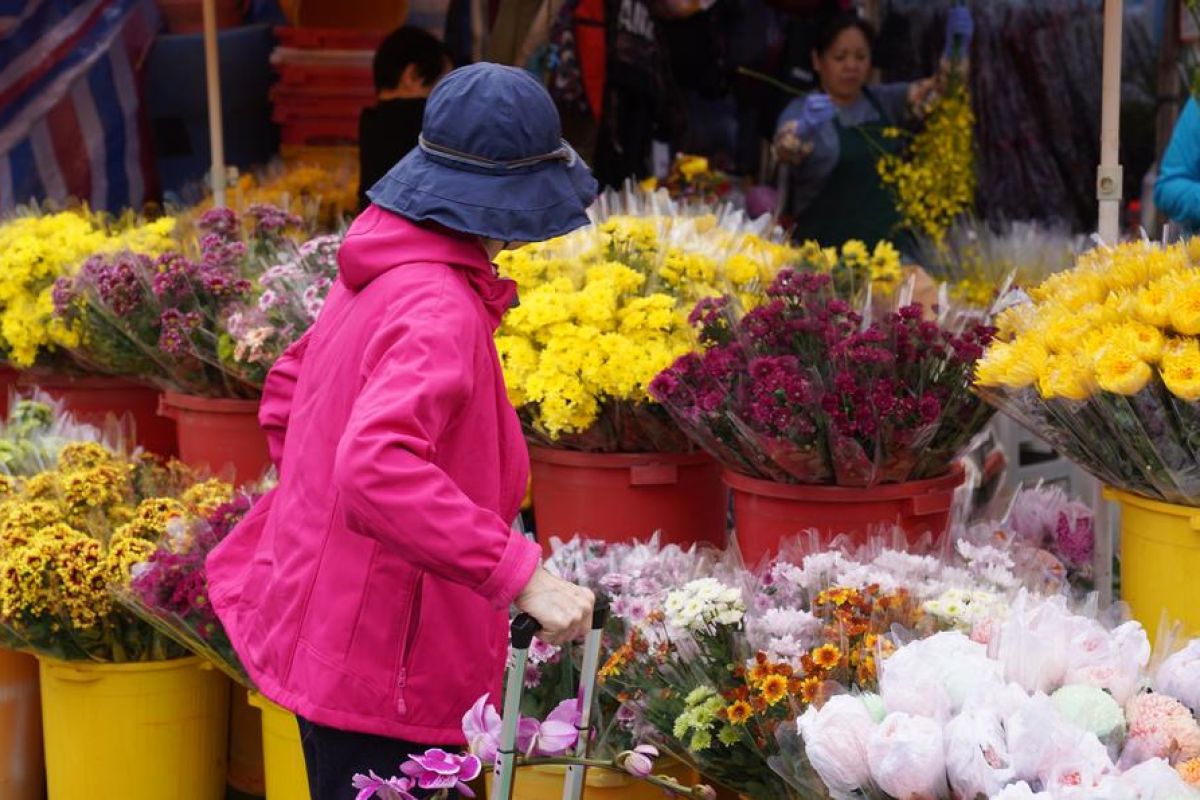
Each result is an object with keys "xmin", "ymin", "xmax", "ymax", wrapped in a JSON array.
[
  {"xmin": 200, "ymin": 236, "xmax": 248, "ymax": 273},
  {"xmin": 158, "ymin": 309, "xmax": 203, "ymax": 356},
  {"xmin": 302, "ymin": 281, "xmax": 328, "ymax": 320},
  {"xmin": 246, "ymin": 203, "xmax": 302, "ymax": 237},
  {"xmin": 90, "ymin": 253, "xmax": 150, "ymax": 317},
  {"xmin": 52, "ymin": 276, "xmax": 75, "ymax": 316},
  {"xmin": 197, "ymin": 265, "xmax": 252, "ymax": 300},
  {"xmin": 1055, "ymin": 509, "xmax": 1095, "ymax": 567},
  {"xmin": 197, "ymin": 207, "xmax": 240, "ymax": 239},
  {"xmin": 152, "ymin": 252, "xmax": 198, "ymax": 300}
]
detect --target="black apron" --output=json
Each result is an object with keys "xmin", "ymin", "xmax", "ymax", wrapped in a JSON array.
[{"xmin": 792, "ymin": 88, "xmax": 904, "ymax": 248}]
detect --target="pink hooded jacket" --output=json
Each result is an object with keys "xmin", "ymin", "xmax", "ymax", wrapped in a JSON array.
[{"xmin": 207, "ymin": 207, "xmax": 541, "ymax": 743}]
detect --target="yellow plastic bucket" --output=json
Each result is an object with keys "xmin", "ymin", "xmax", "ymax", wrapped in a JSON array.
[
  {"xmin": 39, "ymin": 655, "xmax": 229, "ymax": 800},
  {"xmin": 0, "ymin": 648, "xmax": 43, "ymax": 800},
  {"xmin": 485, "ymin": 758, "xmax": 694, "ymax": 799},
  {"xmin": 1106, "ymin": 487, "xmax": 1200, "ymax": 641},
  {"xmin": 227, "ymin": 685, "xmax": 266, "ymax": 795},
  {"xmin": 248, "ymin": 692, "xmax": 312, "ymax": 799}
]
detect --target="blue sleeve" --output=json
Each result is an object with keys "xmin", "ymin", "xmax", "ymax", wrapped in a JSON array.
[
  {"xmin": 777, "ymin": 96, "xmax": 839, "ymax": 216},
  {"xmin": 1155, "ymin": 99, "xmax": 1200, "ymax": 229}
]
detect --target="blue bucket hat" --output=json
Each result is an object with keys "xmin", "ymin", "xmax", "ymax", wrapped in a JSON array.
[{"xmin": 366, "ymin": 63, "xmax": 599, "ymax": 243}]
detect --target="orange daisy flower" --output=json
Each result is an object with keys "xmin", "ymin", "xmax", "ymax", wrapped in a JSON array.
[
  {"xmin": 812, "ymin": 644, "xmax": 842, "ymax": 671},
  {"xmin": 759, "ymin": 674, "xmax": 789, "ymax": 706},
  {"xmin": 726, "ymin": 701, "xmax": 753, "ymax": 725}
]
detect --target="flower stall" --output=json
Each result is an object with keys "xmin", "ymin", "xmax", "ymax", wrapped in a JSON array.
[
  {"xmin": 50, "ymin": 205, "xmax": 340, "ymax": 482},
  {"xmin": 651, "ymin": 241, "xmax": 996, "ymax": 563},
  {"xmin": 495, "ymin": 189, "xmax": 799, "ymax": 551},
  {"xmin": 976, "ymin": 238, "xmax": 1200, "ymax": 638}
]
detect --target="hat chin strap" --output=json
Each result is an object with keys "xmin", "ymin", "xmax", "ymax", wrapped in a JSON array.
[{"xmin": 418, "ymin": 135, "xmax": 577, "ymax": 172}]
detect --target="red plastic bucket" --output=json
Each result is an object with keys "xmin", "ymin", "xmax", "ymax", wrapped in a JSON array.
[
  {"xmin": 529, "ymin": 447, "xmax": 727, "ymax": 555},
  {"xmin": 725, "ymin": 465, "xmax": 966, "ymax": 565},
  {"xmin": 159, "ymin": 392, "xmax": 269, "ymax": 484},
  {"xmin": 18, "ymin": 374, "xmax": 178, "ymax": 457}
]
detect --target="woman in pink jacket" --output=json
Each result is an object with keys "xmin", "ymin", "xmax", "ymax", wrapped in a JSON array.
[{"xmin": 206, "ymin": 63, "xmax": 599, "ymax": 798}]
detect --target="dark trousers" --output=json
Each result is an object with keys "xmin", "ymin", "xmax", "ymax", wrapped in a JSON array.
[{"xmin": 297, "ymin": 717, "xmax": 450, "ymax": 800}]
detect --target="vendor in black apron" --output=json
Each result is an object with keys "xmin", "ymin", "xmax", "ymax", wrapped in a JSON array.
[{"xmin": 773, "ymin": 9, "xmax": 973, "ymax": 248}]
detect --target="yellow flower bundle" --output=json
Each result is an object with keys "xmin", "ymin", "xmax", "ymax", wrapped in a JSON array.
[
  {"xmin": 0, "ymin": 209, "xmax": 176, "ymax": 368},
  {"xmin": 495, "ymin": 208, "xmax": 800, "ymax": 448},
  {"xmin": 877, "ymin": 71, "xmax": 977, "ymax": 246},
  {"xmin": 975, "ymin": 238, "xmax": 1200, "ymax": 503},
  {"xmin": 0, "ymin": 441, "xmax": 233, "ymax": 661}
]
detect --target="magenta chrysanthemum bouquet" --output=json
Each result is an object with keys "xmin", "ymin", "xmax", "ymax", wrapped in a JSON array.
[
  {"xmin": 649, "ymin": 269, "xmax": 996, "ymax": 487},
  {"xmin": 117, "ymin": 494, "xmax": 255, "ymax": 683}
]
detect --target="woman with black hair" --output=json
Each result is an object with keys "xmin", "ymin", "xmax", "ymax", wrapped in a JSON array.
[
  {"xmin": 358, "ymin": 26, "xmax": 454, "ymax": 211},
  {"xmin": 773, "ymin": 9, "xmax": 972, "ymax": 247}
]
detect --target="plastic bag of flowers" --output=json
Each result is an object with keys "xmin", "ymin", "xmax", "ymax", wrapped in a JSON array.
[
  {"xmin": 0, "ymin": 205, "xmax": 177, "ymax": 372},
  {"xmin": 591, "ymin": 522, "xmax": 1071, "ymax": 800},
  {"xmin": 114, "ymin": 492, "xmax": 255, "ymax": 684},
  {"xmin": 0, "ymin": 391, "xmax": 131, "ymax": 478},
  {"xmin": 493, "ymin": 186, "xmax": 801, "ymax": 454},
  {"xmin": 772, "ymin": 591, "xmax": 1200, "ymax": 799},
  {"xmin": 649, "ymin": 244, "xmax": 997, "ymax": 488},
  {"xmin": 974, "ymin": 237, "xmax": 1200, "ymax": 505},
  {"xmin": 49, "ymin": 205, "xmax": 341, "ymax": 398},
  {"xmin": 913, "ymin": 216, "xmax": 1084, "ymax": 310},
  {"xmin": 0, "ymin": 440, "xmax": 233, "ymax": 661}
]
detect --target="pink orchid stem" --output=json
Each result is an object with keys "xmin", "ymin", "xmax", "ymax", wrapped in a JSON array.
[{"xmin": 492, "ymin": 757, "xmax": 713, "ymax": 799}]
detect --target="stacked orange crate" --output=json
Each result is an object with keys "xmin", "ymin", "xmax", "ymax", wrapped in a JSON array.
[{"xmin": 269, "ymin": 28, "xmax": 385, "ymax": 147}]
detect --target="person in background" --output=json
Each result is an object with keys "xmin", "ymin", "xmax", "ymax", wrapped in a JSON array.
[
  {"xmin": 1155, "ymin": 97, "xmax": 1200, "ymax": 233},
  {"xmin": 358, "ymin": 26, "xmax": 454, "ymax": 211},
  {"xmin": 773, "ymin": 8, "xmax": 973, "ymax": 247},
  {"xmin": 208, "ymin": 64, "xmax": 598, "ymax": 799}
]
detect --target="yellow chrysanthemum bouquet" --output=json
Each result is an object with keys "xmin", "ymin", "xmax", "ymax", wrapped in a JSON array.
[
  {"xmin": 975, "ymin": 238, "xmax": 1200, "ymax": 504},
  {"xmin": 0, "ymin": 207, "xmax": 176, "ymax": 370},
  {"xmin": 0, "ymin": 436, "xmax": 233, "ymax": 662},
  {"xmin": 495, "ymin": 190, "xmax": 800, "ymax": 452}
]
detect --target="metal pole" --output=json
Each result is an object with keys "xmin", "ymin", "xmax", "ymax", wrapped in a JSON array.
[
  {"xmin": 202, "ymin": 0, "xmax": 227, "ymax": 208},
  {"xmin": 1097, "ymin": 0, "xmax": 1125, "ymax": 243}
]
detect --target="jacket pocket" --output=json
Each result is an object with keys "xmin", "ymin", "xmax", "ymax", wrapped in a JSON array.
[{"xmin": 392, "ymin": 571, "xmax": 424, "ymax": 716}]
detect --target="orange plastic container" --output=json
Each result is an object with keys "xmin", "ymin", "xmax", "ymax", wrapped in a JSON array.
[
  {"xmin": 529, "ymin": 447, "xmax": 727, "ymax": 554},
  {"xmin": 158, "ymin": 392, "xmax": 269, "ymax": 484},
  {"xmin": 19, "ymin": 374, "xmax": 178, "ymax": 457},
  {"xmin": 725, "ymin": 465, "xmax": 965, "ymax": 565},
  {"xmin": 0, "ymin": 649, "xmax": 43, "ymax": 800}
]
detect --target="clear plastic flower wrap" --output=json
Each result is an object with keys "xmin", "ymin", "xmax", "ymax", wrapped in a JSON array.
[
  {"xmin": 650, "ymin": 254, "xmax": 998, "ymax": 487},
  {"xmin": 914, "ymin": 216, "xmax": 1085, "ymax": 309},
  {"xmin": 50, "ymin": 206, "xmax": 338, "ymax": 398},
  {"xmin": 975, "ymin": 238, "xmax": 1200, "ymax": 504},
  {"xmin": 494, "ymin": 186, "xmax": 800, "ymax": 453},
  {"xmin": 114, "ymin": 493, "xmax": 255, "ymax": 684},
  {"xmin": 771, "ymin": 590, "xmax": 1200, "ymax": 799},
  {"xmin": 596, "ymin": 524, "xmax": 1068, "ymax": 800}
]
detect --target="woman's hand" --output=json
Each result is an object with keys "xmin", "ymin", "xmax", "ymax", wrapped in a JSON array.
[
  {"xmin": 774, "ymin": 94, "xmax": 834, "ymax": 165},
  {"xmin": 514, "ymin": 567, "xmax": 595, "ymax": 645}
]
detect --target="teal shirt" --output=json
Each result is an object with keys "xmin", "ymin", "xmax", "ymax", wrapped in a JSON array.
[
  {"xmin": 777, "ymin": 83, "xmax": 913, "ymax": 216},
  {"xmin": 1156, "ymin": 98, "xmax": 1200, "ymax": 231}
]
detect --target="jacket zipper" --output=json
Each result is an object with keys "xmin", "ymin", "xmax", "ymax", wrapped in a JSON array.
[{"xmin": 395, "ymin": 574, "xmax": 423, "ymax": 715}]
